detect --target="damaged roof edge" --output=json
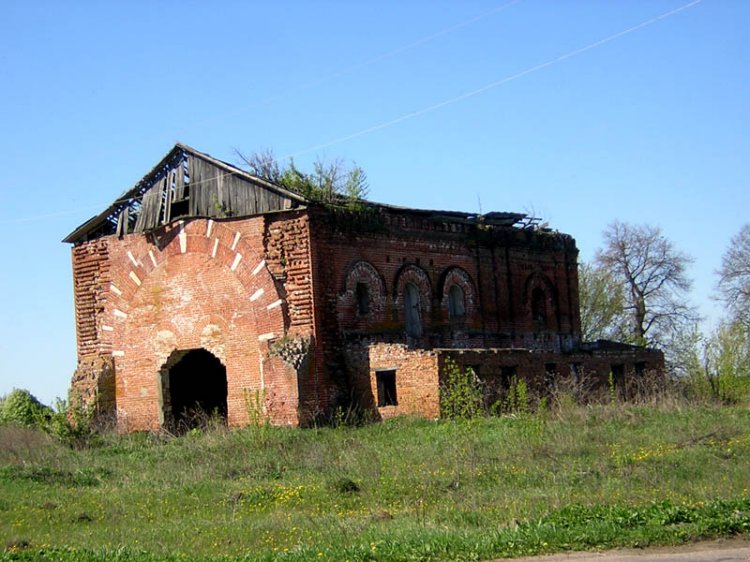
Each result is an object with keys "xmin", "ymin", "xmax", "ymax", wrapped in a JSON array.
[
  {"xmin": 62, "ymin": 143, "xmax": 310, "ymax": 244},
  {"xmin": 63, "ymin": 143, "xmax": 541, "ymax": 244}
]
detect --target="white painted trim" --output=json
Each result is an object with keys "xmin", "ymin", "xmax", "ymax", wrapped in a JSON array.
[
  {"xmin": 250, "ymin": 288, "xmax": 264, "ymax": 302},
  {"xmin": 231, "ymin": 253, "xmax": 243, "ymax": 271},
  {"xmin": 252, "ymin": 259, "xmax": 266, "ymax": 276}
]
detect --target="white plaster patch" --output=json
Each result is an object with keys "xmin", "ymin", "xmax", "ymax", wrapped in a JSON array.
[
  {"xmin": 129, "ymin": 271, "xmax": 142, "ymax": 286},
  {"xmin": 110, "ymin": 284, "xmax": 122, "ymax": 296},
  {"xmin": 148, "ymin": 250, "xmax": 157, "ymax": 268},
  {"xmin": 231, "ymin": 231, "xmax": 241, "ymax": 251},
  {"xmin": 140, "ymin": 387, "xmax": 149, "ymax": 397},
  {"xmin": 250, "ymin": 288, "xmax": 264, "ymax": 302},
  {"xmin": 212, "ymin": 238, "xmax": 219, "ymax": 258},
  {"xmin": 252, "ymin": 259, "xmax": 266, "ymax": 276},
  {"xmin": 102, "ymin": 325, "xmax": 114, "ymax": 332},
  {"xmin": 179, "ymin": 222, "xmax": 187, "ymax": 254},
  {"xmin": 258, "ymin": 332, "xmax": 275, "ymax": 342},
  {"xmin": 112, "ymin": 350, "xmax": 125, "ymax": 357},
  {"xmin": 231, "ymin": 253, "xmax": 242, "ymax": 271},
  {"xmin": 127, "ymin": 251, "xmax": 139, "ymax": 267},
  {"xmin": 267, "ymin": 299, "xmax": 283, "ymax": 310},
  {"xmin": 206, "ymin": 220, "xmax": 214, "ymax": 237},
  {"xmin": 114, "ymin": 309, "xmax": 128, "ymax": 319}
]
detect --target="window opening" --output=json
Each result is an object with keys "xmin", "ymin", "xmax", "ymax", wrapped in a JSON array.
[
  {"xmin": 448, "ymin": 284, "xmax": 466, "ymax": 318},
  {"xmin": 376, "ymin": 369, "xmax": 398, "ymax": 407},
  {"xmin": 355, "ymin": 282, "xmax": 371, "ymax": 315},
  {"xmin": 501, "ymin": 366, "xmax": 517, "ymax": 390},
  {"xmin": 545, "ymin": 363, "xmax": 557, "ymax": 390},
  {"xmin": 611, "ymin": 364, "xmax": 625, "ymax": 399},
  {"xmin": 569, "ymin": 362, "xmax": 582, "ymax": 384},
  {"xmin": 634, "ymin": 362, "xmax": 646, "ymax": 377},
  {"xmin": 404, "ymin": 282, "xmax": 423, "ymax": 337},
  {"xmin": 531, "ymin": 287, "xmax": 547, "ymax": 330}
]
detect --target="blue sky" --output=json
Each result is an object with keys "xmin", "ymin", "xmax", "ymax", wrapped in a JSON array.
[{"xmin": 0, "ymin": 0, "xmax": 747, "ymax": 405}]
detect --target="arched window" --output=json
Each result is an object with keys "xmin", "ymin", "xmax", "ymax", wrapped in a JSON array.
[
  {"xmin": 448, "ymin": 285, "xmax": 465, "ymax": 318},
  {"xmin": 404, "ymin": 282, "xmax": 422, "ymax": 337},
  {"xmin": 531, "ymin": 287, "xmax": 547, "ymax": 330},
  {"xmin": 355, "ymin": 282, "xmax": 370, "ymax": 315}
]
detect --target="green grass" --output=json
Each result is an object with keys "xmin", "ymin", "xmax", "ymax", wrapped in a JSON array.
[{"xmin": 2, "ymin": 402, "xmax": 750, "ymax": 561}]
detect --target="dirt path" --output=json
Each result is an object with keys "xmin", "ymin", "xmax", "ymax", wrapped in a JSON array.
[{"xmin": 493, "ymin": 536, "xmax": 750, "ymax": 562}]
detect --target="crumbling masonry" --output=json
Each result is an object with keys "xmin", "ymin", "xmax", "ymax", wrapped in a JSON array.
[{"xmin": 65, "ymin": 144, "xmax": 663, "ymax": 430}]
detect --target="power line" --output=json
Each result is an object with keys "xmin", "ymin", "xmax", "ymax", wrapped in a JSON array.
[
  {"xmin": 1, "ymin": 0, "xmax": 705, "ymax": 227},
  {"xmin": 282, "ymin": 0, "xmax": 706, "ymax": 159},
  {"xmin": 168, "ymin": 0, "xmax": 522, "ymax": 139}
]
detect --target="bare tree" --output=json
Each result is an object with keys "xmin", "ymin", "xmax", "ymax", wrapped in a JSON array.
[
  {"xmin": 595, "ymin": 221, "xmax": 695, "ymax": 348},
  {"xmin": 717, "ymin": 223, "xmax": 750, "ymax": 327},
  {"xmin": 578, "ymin": 261, "xmax": 625, "ymax": 341}
]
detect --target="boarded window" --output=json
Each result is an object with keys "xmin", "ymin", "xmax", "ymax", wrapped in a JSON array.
[
  {"xmin": 356, "ymin": 282, "xmax": 370, "ymax": 315},
  {"xmin": 404, "ymin": 282, "xmax": 422, "ymax": 337},
  {"xmin": 376, "ymin": 370, "xmax": 398, "ymax": 407},
  {"xmin": 448, "ymin": 285, "xmax": 466, "ymax": 318}
]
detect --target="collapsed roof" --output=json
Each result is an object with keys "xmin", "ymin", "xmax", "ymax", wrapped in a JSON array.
[{"xmin": 64, "ymin": 143, "xmax": 530, "ymax": 244}]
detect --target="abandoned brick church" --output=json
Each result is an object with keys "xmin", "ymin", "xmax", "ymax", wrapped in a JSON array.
[{"xmin": 65, "ymin": 144, "xmax": 663, "ymax": 431}]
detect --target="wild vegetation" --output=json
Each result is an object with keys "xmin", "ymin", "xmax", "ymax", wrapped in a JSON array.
[{"xmin": 2, "ymin": 376, "xmax": 750, "ymax": 562}]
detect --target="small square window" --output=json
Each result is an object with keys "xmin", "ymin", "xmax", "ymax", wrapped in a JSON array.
[{"xmin": 376, "ymin": 369, "xmax": 397, "ymax": 407}]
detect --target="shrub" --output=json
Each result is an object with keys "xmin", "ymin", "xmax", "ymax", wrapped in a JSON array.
[
  {"xmin": 440, "ymin": 359, "xmax": 484, "ymax": 420},
  {"xmin": 0, "ymin": 389, "xmax": 52, "ymax": 427}
]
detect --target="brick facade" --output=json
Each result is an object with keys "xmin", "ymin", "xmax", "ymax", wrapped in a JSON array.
[{"xmin": 66, "ymin": 144, "xmax": 663, "ymax": 431}]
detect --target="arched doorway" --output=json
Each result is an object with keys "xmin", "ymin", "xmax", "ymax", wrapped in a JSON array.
[{"xmin": 161, "ymin": 348, "xmax": 227, "ymax": 430}]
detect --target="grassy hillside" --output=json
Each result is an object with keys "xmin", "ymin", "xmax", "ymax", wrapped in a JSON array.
[{"xmin": 2, "ymin": 401, "xmax": 750, "ymax": 561}]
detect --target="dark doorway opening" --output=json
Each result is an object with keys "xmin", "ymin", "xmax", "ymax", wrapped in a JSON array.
[{"xmin": 163, "ymin": 348, "xmax": 227, "ymax": 431}]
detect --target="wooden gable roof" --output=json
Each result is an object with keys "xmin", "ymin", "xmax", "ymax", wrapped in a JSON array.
[{"xmin": 63, "ymin": 143, "xmax": 308, "ymax": 244}]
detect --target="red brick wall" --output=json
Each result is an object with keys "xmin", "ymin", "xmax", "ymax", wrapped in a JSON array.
[
  {"xmin": 70, "ymin": 216, "xmax": 307, "ymax": 430},
  {"xmin": 440, "ymin": 346, "xmax": 664, "ymax": 403},
  {"xmin": 367, "ymin": 343, "xmax": 440, "ymax": 420},
  {"xmin": 307, "ymin": 209, "xmax": 582, "ymax": 414}
]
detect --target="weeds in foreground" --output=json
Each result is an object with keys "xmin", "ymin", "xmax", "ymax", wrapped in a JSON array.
[{"xmin": 1, "ymin": 400, "xmax": 750, "ymax": 561}]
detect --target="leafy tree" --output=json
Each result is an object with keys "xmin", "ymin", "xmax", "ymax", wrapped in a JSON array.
[
  {"xmin": 237, "ymin": 149, "xmax": 369, "ymax": 208},
  {"xmin": 717, "ymin": 223, "xmax": 750, "ymax": 327},
  {"xmin": 578, "ymin": 261, "xmax": 625, "ymax": 341},
  {"xmin": 0, "ymin": 388, "xmax": 52, "ymax": 427},
  {"xmin": 699, "ymin": 321, "xmax": 750, "ymax": 402},
  {"xmin": 594, "ymin": 221, "xmax": 696, "ymax": 350}
]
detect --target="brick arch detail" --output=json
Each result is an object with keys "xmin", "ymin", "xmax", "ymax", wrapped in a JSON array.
[
  {"xmin": 105, "ymin": 219, "xmax": 286, "ymax": 343},
  {"xmin": 393, "ymin": 264, "xmax": 432, "ymax": 313},
  {"xmin": 338, "ymin": 260, "xmax": 387, "ymax": 324},
  {"xmin": 522, "ymin": 272, "xmax": 559, "ymax": 331},
  {"xmin": 438, "ymin": 266, "xmax": 477, "ymax": 318}
]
